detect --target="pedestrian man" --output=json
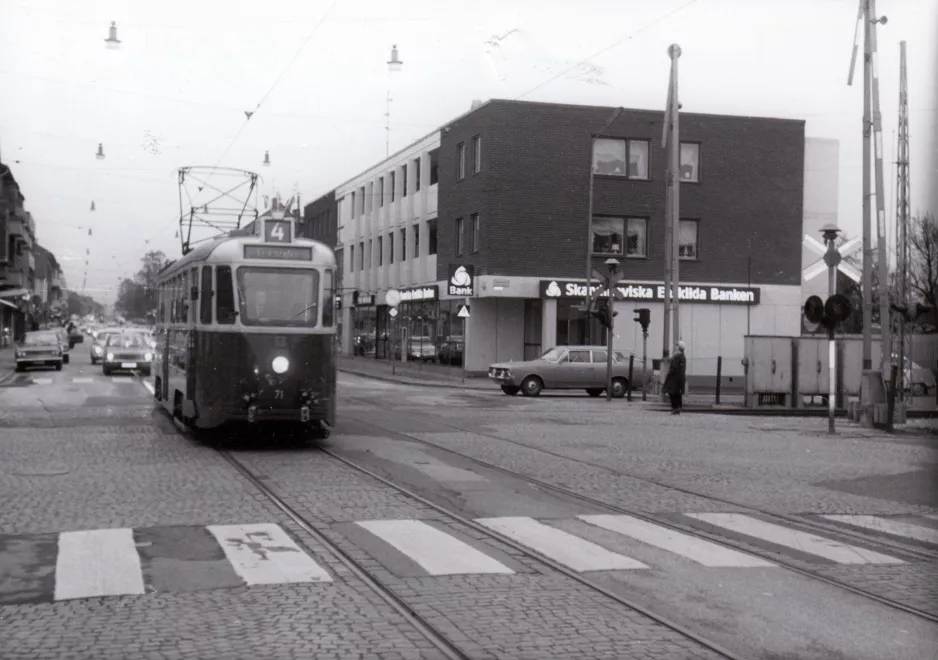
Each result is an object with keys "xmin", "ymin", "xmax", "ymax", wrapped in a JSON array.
[{"xmin": 663, "ymin": 341, "xmax": 686, "ymax": 414}]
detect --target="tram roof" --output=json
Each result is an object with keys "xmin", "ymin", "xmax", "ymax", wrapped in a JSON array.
[{"xmin": 158, "ymin": 234, "xmax": 335, "ymax": 280}]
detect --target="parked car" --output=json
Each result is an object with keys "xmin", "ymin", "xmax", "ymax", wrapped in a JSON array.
[
  {"xmin": 899, "ymin": 356, "xmax": 936, "ymax": 396},
  {"xmin": 53, "ymin": 327, "xmax": 71, "ymax": 364},
  {"xmin": 90, "ymin": 327, "xmax": 124, "ymax": 365},
  {"xmin": 101, "ymin": 330, "xmax": 153, "ymax": 376},
  {"xmin": 14, "ymin": 331, "xmax": 64, "ymax": 372},
  {"xmin": 488, "ymin": 345, "xmax": 643, "ymax": 397}
]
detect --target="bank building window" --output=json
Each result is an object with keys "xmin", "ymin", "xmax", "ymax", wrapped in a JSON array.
[
  {"xmin": 591, "ymin": 216, "xmax": 624, "ymax": 255},
  {"xmin": 680, "ymin": 143, "xmax": 700, "ymax": 182},
  {"xmin": 592, "ymin": 138, "xmax": 649, "ymax": 179},
  {"xmin": 679, "ymin": 219, "xmax": 699, "ymax": 259},
  {"xmin": 626, "ymin": 218, "xmax": 647, "ymax": 257}
]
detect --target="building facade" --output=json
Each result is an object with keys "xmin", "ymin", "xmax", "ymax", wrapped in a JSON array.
[
  {"xmin": 317, "ymin": 100, "xmax": 827, "ymax": 381},
  {"xmin": 0, "ymin": 161, "xmax": 38, "ymax": 340}
]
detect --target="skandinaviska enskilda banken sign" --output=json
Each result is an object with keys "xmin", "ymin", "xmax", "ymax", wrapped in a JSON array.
[{"xmin": 538, "ymin": 280, "xmax": 761, "ymax": 305}]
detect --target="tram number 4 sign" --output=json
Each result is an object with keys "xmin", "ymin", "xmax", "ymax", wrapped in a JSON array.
[{"xmin": 265, "ymin": 220, "xmax": 292, "ymax": 243}]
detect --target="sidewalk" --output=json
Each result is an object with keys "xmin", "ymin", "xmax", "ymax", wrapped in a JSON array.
[
  {"xmin": 0, "ymin": 346, "xmax": 15, "ymax": 382},
  {"xmin": 337, "ymin": 356, "xmax": 493, "ymax": 390}
]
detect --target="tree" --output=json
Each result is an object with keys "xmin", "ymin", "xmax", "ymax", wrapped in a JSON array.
[
  {"xmin": 117, "ymin": 251, "xmax": 168, "ymax": 320},
  {"xmin": 65, "ymin": 290, "xmax": 104, "ymax": 318},
  {"xmin": 839, "ymin": 213, "xmax": 936, "ymax": 333}
]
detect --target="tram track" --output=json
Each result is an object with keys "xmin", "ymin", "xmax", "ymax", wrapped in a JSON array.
[
  {"xmin": 340, "ymin": 397, "xmax": 938, "ymax": 625},
  {"xmin": 213, "ymin": 442, "xmax": 747, "ymax": 660}
]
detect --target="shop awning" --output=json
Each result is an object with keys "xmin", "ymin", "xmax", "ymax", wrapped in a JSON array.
[{"xmin": 0, "ymin": 288, "xmax": 29, "ymax": 299}]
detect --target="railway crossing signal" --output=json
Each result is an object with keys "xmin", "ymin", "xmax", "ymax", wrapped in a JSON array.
[
  {"xmin": 804, "ymin": 294, "xmax": 853, "ymax": 338},
  {"xmin": 803, "ymin": 234, "xmax": 862, "ymax": 284}
]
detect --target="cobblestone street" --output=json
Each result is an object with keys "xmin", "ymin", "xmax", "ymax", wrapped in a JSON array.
[{"xmin": 1, "ymin": 352, "xmax": 937, "ymax": 660}]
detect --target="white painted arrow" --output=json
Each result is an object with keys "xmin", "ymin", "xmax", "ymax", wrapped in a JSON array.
[{"xmin": 803, "ymin": 234, "xmax": 862, "ymax": 283}]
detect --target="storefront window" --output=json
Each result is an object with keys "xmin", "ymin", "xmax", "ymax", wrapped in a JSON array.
[
  {"xmin": 352, "ymin": 306, "xmax": 377, "ymax": 356},
  {"xmin": 524, "ymin": 300, "xmax": 542, "ymax": 360},
  {"xmin": 556, "ymin": 298, "xmax": 588, "ymax": 346}
]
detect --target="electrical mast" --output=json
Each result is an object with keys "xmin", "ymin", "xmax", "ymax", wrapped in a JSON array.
[
  {"xmin": 847, "ymin": 0, "xmax": 890, "ymax": 425},
  {"xmin": 895, "ymin": 40, "xmax": 910, "ymax": 400}
]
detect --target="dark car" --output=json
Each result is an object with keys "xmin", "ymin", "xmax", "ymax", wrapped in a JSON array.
[
  {"xmin": 67, "ymin": 325, "xmax": 84, "ymax": 348},
  {"xmin": 15, "ymin": 331, "xmax": 64, "ymax": 372},
  {"xmin": 101, "ymin": 330, "xmax": 153, "ymax": 376}
]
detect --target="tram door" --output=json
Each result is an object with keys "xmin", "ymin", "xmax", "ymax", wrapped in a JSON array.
[{"xmin": 186, "ymin": 267, "xmax": 198, "ymax": 409}]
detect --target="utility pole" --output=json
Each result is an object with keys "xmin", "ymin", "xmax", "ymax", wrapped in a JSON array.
[
  {"xmin": 585, "ymin": 107, "xmax": 624, "ymax": 341},
  {"xmin": 895, "ymin": 40, "xmax": 910, "ymax": 401},
  {"xmin": 868, "ymin": 0, "xmax": 891, "ymax": 378},
  {"xmin": 848, "ymin": 0, "xmax": 889, "ymax": 425},
  {"xmin": 662, "ymin": 44, "xmax": 682, "ymax": 360}
]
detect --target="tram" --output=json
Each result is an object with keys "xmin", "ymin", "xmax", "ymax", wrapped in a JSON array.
[{"xmin": 152, "ymin": 213, "xmax": 337, "ymax": 437}]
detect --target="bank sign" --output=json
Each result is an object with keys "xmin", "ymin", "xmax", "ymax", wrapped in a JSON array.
[
  {"xmin": 398, "ymin": 285, "xmax": 439, "ymax": 302},
  {"xmin": 448, "ymin": 264, "xmax": 474, "ymax": 297},
  {"xmin": 539, "ymin": 280, "xmax": 761, "ymax": 305}
]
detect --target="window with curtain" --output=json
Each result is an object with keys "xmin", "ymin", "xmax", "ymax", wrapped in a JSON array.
[
  {"xmin": 591, "ymin": 216, "xmax": 624, "ymax": 254},
  {"xmin": 679, "ymin": 219, "xmax": 699, "ymax": 259},
  {"xmin": 680, "ymin": 143, "xmax": 700, "ymax": 182},
  {"xmin": 377, "ymin": 236, "xmax": 383, "ymax": 266},
  {"xmin": 626, "ymin": 218, "xmax": 647, "ymax": 257},
  {"xmin": 455, "ymin": 217, "xmax": 464, "ymax": 256},
  {"xmin": 457, "ymin": 142, "xmax": 466, "ymax": 180},
  {"xmin": 592, "ymin": 138, "xmax": 627, "ymax": 176},
  {"xmin": 628, "ymin": 140, "xmax": 649, "ymax": 179},
  {"xmin": 388, "ymin": 232, "xmax": 394, "ymax": 264}
]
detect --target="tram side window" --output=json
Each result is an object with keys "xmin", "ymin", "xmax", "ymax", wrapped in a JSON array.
[
  {"xmin": 322, "ymin": 269, "xmax": 334, "ymax": 327},
  {"xmin": 216, "ymin": 266, "xmax": 236, "ymax": 324},
  {"xmin": 200, "ymin": 266, "xmax": 213, "ymax": 324}
]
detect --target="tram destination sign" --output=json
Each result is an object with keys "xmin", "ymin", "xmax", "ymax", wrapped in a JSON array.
[
  {"xmin": 244, "ymin": 245, "xmax": 313, "ymax": 261},
  {"xmin": 539, "ymin": 280, "xmax": 761, "ymax": 305}
]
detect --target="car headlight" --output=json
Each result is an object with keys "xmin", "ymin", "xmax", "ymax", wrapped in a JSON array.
[
  {"xmin": 106, "ymin": 352, "xmax": 114, "ymax": 361},
  {"xmin": 144, "ymin": 352, "xmax": 153, "ymax": 361},
  {"xmin": 93, "ymin": 345, "xmax": 103, "ymax": 354},
  {"xmin": 271, "ymin": 356, "xmax": 289, "ymax": 374},
  {"xmin": 16, "ymin": 351, "xmax": 24, "ymax": 358}
]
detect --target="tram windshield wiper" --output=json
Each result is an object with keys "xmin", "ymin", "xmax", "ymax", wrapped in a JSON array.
[{"xmin": 290, "ymin": 304, "xmax": 317, "ymax": 320}]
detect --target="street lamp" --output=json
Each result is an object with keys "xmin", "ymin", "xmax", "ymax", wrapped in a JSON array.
[
  {"xmin": 604, "ymin": 257, "xmax": 620, "ymax": 402},
  {"xmin": 96, "ymin": 143, "xmax": 105, "ymax": 160},
  {"xmin": 263, "ymin": 151, "xmax": 271, "ymax": 167},
  {"xmin": 105, "ymin": 22, "xmax": 121, "ymax": 49},
  {"xmin": 387, "ymin": 45, "xmax": 403, "ymax": 72}
]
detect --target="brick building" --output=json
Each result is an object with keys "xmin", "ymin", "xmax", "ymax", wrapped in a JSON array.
[{"xmin": 307, "ymin": 100, "xmax": 834, "ymax": 380}]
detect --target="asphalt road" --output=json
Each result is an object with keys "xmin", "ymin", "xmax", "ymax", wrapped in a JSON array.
[{"xmin": 0, "ymin": 349, "xmax": 936, "ymax": 660}]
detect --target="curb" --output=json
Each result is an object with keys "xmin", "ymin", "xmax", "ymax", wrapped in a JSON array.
[{"xmin": 338, "ymin": 368, "xmax": 492, "ymax": 391}]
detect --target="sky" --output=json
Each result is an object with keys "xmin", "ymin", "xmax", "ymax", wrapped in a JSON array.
[{"xmin": 1, "ymin": 0, "xmax": 936, "ymax": 306}]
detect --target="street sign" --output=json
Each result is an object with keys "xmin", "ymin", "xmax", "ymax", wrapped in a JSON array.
[
  {"xmin": 457, "ymin": 304, "xmax": 471, "ymax": 318},
  {"xmin": 803, "ymin": 234, "xmax": 861, "ymax": 283},
  {"xmin": 389, "ymin": 308, "xmax": 398, "ymax": 318}
]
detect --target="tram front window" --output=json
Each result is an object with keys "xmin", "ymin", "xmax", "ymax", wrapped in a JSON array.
[{"xmin": 236, "ymin": 267, "xmax": 320, "ymax": 327}]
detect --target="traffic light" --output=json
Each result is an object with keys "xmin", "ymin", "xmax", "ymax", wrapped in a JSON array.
[
  {"xmin": 589, "ymin": 297, "xmax": 617, "ymax": 329},
  {"xmin": 804, "ymin": 294, "xmax": 853, "ymax": 334},
  {"xmin": 634, "ymin": 308, "xmax": 650, "ymax": 333}
]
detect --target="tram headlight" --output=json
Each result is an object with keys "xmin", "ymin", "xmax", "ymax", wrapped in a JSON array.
[
  {"xmin": 144, "ymin": 352, "xmax": 153, "ymax": 361},
  {"xmin": 93, "ymin": 345, "xmax": 103, "ymax": 355},
  {"xmin": 271, "ymin": 356, "xmax": 289, "ymax": 374},
  {"xmin": 106, "ymin": 352, "xmax": 114, "ymax": 361}
]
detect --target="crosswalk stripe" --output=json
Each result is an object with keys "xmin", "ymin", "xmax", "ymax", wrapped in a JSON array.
[
  {"xmin": 579, "ymin": 514, "xmax": 777, "ymax": 568},
  {"xmin": 356, "ymin": 519, "xmax": 515, "ymax": 576},
  {"xmin": 31, "ymin": 378, "xmax": 53, "ymax": 385},
  {"xmin": 72, "ymin": 377, "xmax": 94, "ymax": 384},
  {"xmin": 54, "ymin": 528, "xmax": 145, "ymax": 601},
  {"xmin": 686, "ymin": 513, "xmax": 905, "ymax": 565},
  {"xmin": 477, "ymin": 516, "xmax": 647, "ymax": 571},
  {"xmin": 820, "ymin": 515, "xmax": 938, "ymax": 545},
  {"xmin": 924, "ymin": 514, "xmax": 938, "ymax": 522},
  {"xmin": 206, "ymin": 523, "xmax": 332, "ymax": 585}
]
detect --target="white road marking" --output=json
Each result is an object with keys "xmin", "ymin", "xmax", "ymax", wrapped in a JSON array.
[
  {"xmin": 31, "ymin": 378, "xmax": 53, "ymax": 385},
  {"xmin": 821, "ymin": 515, "xmax": 938, "ymax": 545},
  {"xmin": 923, "ymin": 514, "xmax": 938, "ymax": 522},
  {"xmin": 579, "ymin": 514, "xmax": 777, "ymax": 568},
  {"xmin": 207, "ymin": 523, "xmax": 332, "ymax": 585},
  {"xmin": 356, "ymin": 519, "xmax": 515, "ymax": 575},
  {"xmin": 111, "ymin": 377, "xmax": 133, "ymax": 384},
  {"xmin": 54, "ymin": 528, "xmax": 145, "ymax": 601},
  {"xmin": 143, "ymin": 379, "xmax": 155, "ymax": 395},
  {"xmin": 72, "ymin": 377, "xmax": 94, "ymax": 384},
  {"xmin": 477, "ymin": 516, "xmax": 647, "ymax": 571},
  {"xmin": 686, "ymin": 513, "xmax": 905, "ymax": 565}
]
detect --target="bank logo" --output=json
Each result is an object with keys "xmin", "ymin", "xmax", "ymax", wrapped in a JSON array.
[
  {"xmin": 448, "ymin": 264, "xmax": 474, "ymax": 297},
  {"xmin": 545, "ymin": 281, "xmax": 562, "ymax": 297}
]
